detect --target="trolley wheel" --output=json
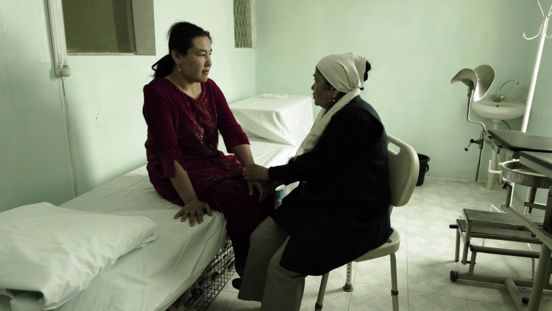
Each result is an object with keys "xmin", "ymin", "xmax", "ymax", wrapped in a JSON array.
[
  {"xmin": 522, "ymin": 297, "xmax": 530, "ymax": 305},
  {"xmin": 450, "ymin": 270, "xmax": 459, "ymax": 282}
]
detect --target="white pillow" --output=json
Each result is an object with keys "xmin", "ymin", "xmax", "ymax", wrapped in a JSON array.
[{"xmin": 0, "ymin": 202, "xmax": 157, "ymax": 310}]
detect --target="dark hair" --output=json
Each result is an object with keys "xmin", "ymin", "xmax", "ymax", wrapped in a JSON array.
[
  {"xmin": 364, "ymin": 61, "xmax": 371, "ymax": 82},
  {"xmin": 151, "ymin": 22, "xmax": 212, "ymax": 78},
  {"xmin": 360, "ymin": 61, "xmax": 371, "ymax": 90}
]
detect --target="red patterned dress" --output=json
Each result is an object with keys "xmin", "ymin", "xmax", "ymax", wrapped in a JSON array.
[{"xmin": 143, "ymin": 78, "xmax": 272, "ymax": 269}]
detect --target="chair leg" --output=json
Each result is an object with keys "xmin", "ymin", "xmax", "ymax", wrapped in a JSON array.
[
  {"xmin": 468, "ymin": 247, "xmax": 477, "ymax": 275},
  {"xmin": 315, "ymin": 273, "xmax": 329, "ymax": 311},
  {"xmin": 461, "ymin": 221, "xmax": 472, "ymax": 265},
  {"xmin": 454, "ymin": 228, "xmax": 460, "ymax": 262},
  {"xmin": 390, "ymin": 253, "xmax": 399, "ymax": 311},
  {"xmin": 343, "ymin": 262, "xmax": 353, "ymax": 292}
]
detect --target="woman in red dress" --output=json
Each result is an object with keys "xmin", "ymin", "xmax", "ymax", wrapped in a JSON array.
[{"xmin": 142, "ymin": 22, "xmax": 273, "ymax": 275}]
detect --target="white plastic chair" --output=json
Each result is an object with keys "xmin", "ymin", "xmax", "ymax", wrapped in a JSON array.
[{"xmin": 315, "ymin": 135, "xmax": 419, "ymax": 311}]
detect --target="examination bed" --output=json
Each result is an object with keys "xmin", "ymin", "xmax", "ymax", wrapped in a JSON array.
[{"xmin": 0, "ymin": 94, "xmax": 313, "ymax": 311}]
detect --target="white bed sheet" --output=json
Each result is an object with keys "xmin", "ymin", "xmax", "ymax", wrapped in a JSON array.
[
  {"xmin": 53, "ymin": 138, "xmax": 297, "ymax": 311},
  {"xmin": 230, "ymin": 94, "xmax": 313, "ymax": 148}
]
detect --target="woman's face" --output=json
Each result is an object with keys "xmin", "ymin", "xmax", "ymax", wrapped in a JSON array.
[
  {"xmin": 311, "ymin": 70, "xmax": 335, "ymax": 109},
  {"xmin": 173, "ymin": 36, "xmax": 212, "ymax": 83}
]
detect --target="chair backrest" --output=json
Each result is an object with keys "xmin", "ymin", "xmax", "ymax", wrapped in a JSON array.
[{"xmin": 387, "ymin": 135, "xmax": 419, "ymax": 207}]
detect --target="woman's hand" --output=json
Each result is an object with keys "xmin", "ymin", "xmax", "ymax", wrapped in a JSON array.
[
  {"xmin": 247, "ymin": 180, "xmax": 275, "ymax": 202},
  {"xmin": 174, "ymin": 198, "xmax": 213, "ymax": 226},
  {"xmin": 244, "ymin": 164, "xmax": 269, "ymax": 181}
]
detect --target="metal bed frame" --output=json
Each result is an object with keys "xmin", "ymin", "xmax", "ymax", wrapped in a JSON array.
[{"xmin": 168, "ymin": 238, "xmax": 235, "ymax": 311}]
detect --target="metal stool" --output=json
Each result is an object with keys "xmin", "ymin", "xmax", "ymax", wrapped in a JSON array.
[{"xmin": 451, "ymin": 213, "xmax": 541, "ymax": 265}]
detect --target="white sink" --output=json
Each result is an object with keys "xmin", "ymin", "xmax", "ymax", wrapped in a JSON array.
[{"xmin": 472, "ymin": 100, "xmax": 526, "ymax": 120}]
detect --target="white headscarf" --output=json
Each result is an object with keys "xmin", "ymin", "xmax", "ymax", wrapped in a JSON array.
[{"xmin": 297, "ymin": 53, "xmax": 367, "ymax": 154}]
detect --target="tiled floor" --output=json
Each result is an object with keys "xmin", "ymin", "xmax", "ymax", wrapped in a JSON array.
[{"xmin": 205, "ymin": 177, "xmax": 552, "ymax": 311}]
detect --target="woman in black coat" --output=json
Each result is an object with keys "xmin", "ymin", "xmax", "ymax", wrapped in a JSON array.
[{"xmin": 238, "ymin": 53, "xmax": 391, "ymax": 311}]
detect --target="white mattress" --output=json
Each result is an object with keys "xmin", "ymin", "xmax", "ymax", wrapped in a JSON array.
[
  {"xmin": 54, "ymin": 138, "xmax": 297, "ymax": 311},
  {"xmin": 230, "ymin": 94, "xmax": 314, "ymax": 148}
]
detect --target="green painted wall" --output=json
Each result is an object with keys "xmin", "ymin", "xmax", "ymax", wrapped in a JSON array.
[
  {"xmin": 0, "ymin": 0, "xmax": 76, "ymax": 211},
  {"xmin": 0, "ymin": 0, "xmax": 256, "ymax": 211},
  {"xmin": 255, "ymin": 0, "xmax": 539, "ymax": 180}
]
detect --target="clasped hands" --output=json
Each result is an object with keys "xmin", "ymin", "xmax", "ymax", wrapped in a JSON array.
[
  {"xmin": 243, "ymin": 163, "xmax": 269, "ymax": 181},
  {"xmin": 244, "ymin": 164, "xmax": 274, "ymax": 203}
]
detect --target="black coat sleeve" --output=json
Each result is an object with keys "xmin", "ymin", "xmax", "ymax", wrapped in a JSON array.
[{"xmin": 268, "ymin": 107, "xmax": 382, "ymax": 183}]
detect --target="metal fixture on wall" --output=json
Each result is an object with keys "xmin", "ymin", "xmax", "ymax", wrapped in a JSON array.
[
  {"xmin": 46, "ymin": 0, "xmax": 77, "ymax": 197},
  {"xmin": 451, "ymin": 65, "xmax": 495, "ymax": 182},
  {"xmin": 521, "ymin": 0, "xmax": 552, "ymax": 132},
  {"xmin": 46, "ymin": 0, "xmax": 71, "ymax": 77}
]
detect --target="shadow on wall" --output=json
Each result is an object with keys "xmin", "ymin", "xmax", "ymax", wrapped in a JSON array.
[
  {"xmin": 0, "ymin": 64, "xmax": 17, "ymax": 211},
  {"xmin": 0, "ymin": 32, "xmax": 75, "ymax": 209}
]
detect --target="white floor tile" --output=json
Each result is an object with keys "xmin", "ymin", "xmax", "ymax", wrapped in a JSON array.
[
  {"xmin": 408, "ymin": 291, "xmax": 468, "ymax": 311},
  {"xmin": 408, "ymin": 261, "xmax": 467, "ymax": 299},
  {"xmin": 348, "ymin": 282, "xmax": 408, "ymax": 311},
  {"xmin": 354, "ymin": 258, "xmax": 408, "ymax": 291}
]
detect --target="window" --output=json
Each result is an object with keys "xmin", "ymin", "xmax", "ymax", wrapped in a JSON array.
[
  {"xmin": 61, "ymin": 0, "xmax": 155, "ymax": 55},
  {"xmin": 234, "ymin": 0, "xmax": 254, "ymax": 48}
]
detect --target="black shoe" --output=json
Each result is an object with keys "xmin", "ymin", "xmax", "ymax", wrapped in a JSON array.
[{"xmin": 231, "ymin": 278, "xmax": 242, "ymax": 290}]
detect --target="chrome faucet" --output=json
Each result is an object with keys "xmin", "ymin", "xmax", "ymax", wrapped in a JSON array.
[{"xmin": 495, "ymin": 79, "xmax": 519, "ymax": 102}]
